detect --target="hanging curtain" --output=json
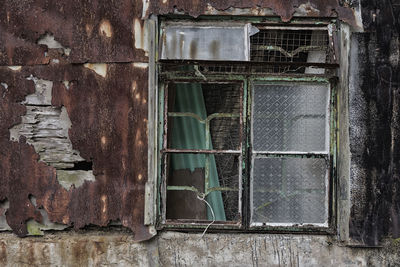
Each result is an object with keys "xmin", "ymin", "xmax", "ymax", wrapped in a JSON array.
[{"xmin": 170, "ymin": 83, "xmax": 226, "ymax": 221}]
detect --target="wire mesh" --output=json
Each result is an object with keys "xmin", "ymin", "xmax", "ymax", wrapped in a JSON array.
[{"xmin": 250, "ymin": 30, "xmax": 329, "ymax": 63}]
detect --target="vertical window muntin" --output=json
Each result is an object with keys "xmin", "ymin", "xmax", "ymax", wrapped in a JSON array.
[{"xmin": 249, "ymin": 80, "xmax": 332, "ymax": 228}]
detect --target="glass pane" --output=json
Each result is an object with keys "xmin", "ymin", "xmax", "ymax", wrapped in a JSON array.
[
  {"xmin": 161, "ymin": 24, "xmax": 249, "ymax": 61},
  {"xmin": 253, "ymin": 83, "xmax": 329, "ymax": 152},
  {"xmin": 251, "ymin": 157, "xmax": 327, "ymax": 225},
  {"xmin": 165, "ymin": 153, "xmax": 240, "ymax": 221},
  {"xmin": 167, "ymin": 83, "xmax": 241, "ymax": 150}
]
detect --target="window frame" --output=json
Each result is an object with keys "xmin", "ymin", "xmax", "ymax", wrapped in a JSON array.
[{"xmin": 153, "ymin": 16, "xmax": 339, "ymax": 234}]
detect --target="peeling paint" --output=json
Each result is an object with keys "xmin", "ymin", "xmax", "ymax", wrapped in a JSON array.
[
  {"xmin": 25, "ymin": 75, "xmax": 53, "ymax": 105},
  {"xmin": 99, "ymin": 20, "xmax": 113, "ymax": 38},
  {"xmin": 142, "ymin": 0, "xmax": 150, "ymax": 19},
  {"xmin": 7, "ymin": 66, "xmax": 22, "ymax": 71},
  {"xmin": 134, "ymin": 19, "xmax": 149, "ymax": 56},
  {"xmin": 83, "ymin": 63, "xmax": 108, "ymax": 78},
  {"xmin": 147, "ymin": 0, "xmax": 358, "ymax": 27},
  {"xmin": 37, "ymin": 33, "xmax": 71, "ymax": 56},
  {"xmin": 133, "ymin": 63, "xmax": 148, "ymax": 69}
]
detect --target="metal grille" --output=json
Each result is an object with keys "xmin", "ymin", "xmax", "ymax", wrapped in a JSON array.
[
  {"xmin": 160, "ymin": 63, "xmax": 327, "ymax": 75},
  {"xmin": 250, "ymin": 30, "xmax": 329, "ymax": 63}
]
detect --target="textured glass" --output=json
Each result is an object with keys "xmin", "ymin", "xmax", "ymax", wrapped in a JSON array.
[
  {"xmin": 251, "ymin": 157, "xmax": 327, "ymax": 224},
  {"xmin": 253, "ymin": 84, "xmax": 329, "ymax": 152},
  {"xmin": 161, "ymin": 25, "xmax": 249, "ymax": 61}
]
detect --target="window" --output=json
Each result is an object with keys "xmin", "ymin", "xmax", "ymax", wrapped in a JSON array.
[{"xmin": 156, "ymin": 17, "xmax": 338, "ymax": 231}]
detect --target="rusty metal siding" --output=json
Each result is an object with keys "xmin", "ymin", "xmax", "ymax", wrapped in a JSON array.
[
  {"xmin": 0, "ymin": 64, "xmax": 153, "ymax": 241},
  {"xmin": 147, "ymin": 0, "xmax": 357, "ymax": 25},
  {"xmin": 0, "ymin": 0, "xmax": 147, "ymax": 65}
]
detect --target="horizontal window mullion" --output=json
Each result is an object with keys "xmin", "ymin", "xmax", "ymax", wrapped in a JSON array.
[
  {"xmin": 252, "ymin": 152, "xmax": 329, "ymax": 158},
  {"xmin": 162, "ymin": 149, "xmax": 242, "ymax": 154}
]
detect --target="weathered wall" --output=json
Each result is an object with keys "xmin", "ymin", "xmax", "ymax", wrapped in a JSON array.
[
  {"xmin": 0, "ymin": 232, "xmax": 399, "ymax": 266},
  {"xmin": 0, "ymin": 0, "xmax": 153, "ymax": 241},
  {"xmin": 0, "ymin": 0, "xmax": 399, "ymax": 261},
  {"xmin": 348, "ymin": 0, "xmax": 400, "ymax": 245}
]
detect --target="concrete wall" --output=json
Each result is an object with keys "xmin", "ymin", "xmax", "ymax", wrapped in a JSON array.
[{"xmin": 0, "ymin": 232, "xmax": 399, "ymax": 266}]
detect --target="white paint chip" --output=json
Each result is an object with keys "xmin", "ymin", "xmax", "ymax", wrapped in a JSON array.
[
  {"xmin": 37, "ymin": 33, "xmax": 71, "ymax": 56},
  {"xmin": 8, "ymin": 66, "xmax": 22, "ymax": 71},
  {"xmin": 84, "ymin": 63, "xmax": 107, "ymax": 78},
  {"xmin": 25, "ymin": 75, "xmax": 53, "ymax": 105},
  {"xmin": 63, "ymin": 81, "xmax": 70, "ymax": 90},
  {"xmin": 1, "ymin": 82, "xmax": 8, "ymax": 89},
  {"xmin": 99, "ymin": 20, "xmax": 113, "ymax": 38},
  {"xmin": 133, "ymin": 63, "xmax": 148, "ymax": 69},
  {"xmin": 134, "ymin": 18, "xmax": 149, "ymax": 55},
  {"xmin": 142, "ymin": 0, "xmax": 150, "ymax": 19}
]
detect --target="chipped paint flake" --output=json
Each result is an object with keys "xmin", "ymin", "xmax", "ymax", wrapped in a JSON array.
[
  {"xmin": 37, "ymin": 33, "xmax": 71, "ymax": 56},
  {"xmin": 63, "ymin": 81, "xmax": 70, "ymax": 90},
  {"xmin": 25, "ymin": 75, "xmax": 53, "ymax": 105},
  {"xmin": 133, "ymin": 63, "xmax": 148, "ymax": 69},
  {"xmin": 7, "ymin": 66, "xmax": 22, "ymax": 71},
  {"xmin": 134, "ymin": 19, "xmax": 149, "ymax": 55},
  {"xmin": 99, "ymin": 20, "xmax": 113, "ymax": 38},
  {"xmin": 296, "ymin": 3, "xmax": 320, "ymax": 16},
  {"xmin": 84, "ymin": 63, "xmax": 108, "ymax": 78},
  {"xmin": 142, "ymin": 0, "xmax": 150, "ymax": 18}
]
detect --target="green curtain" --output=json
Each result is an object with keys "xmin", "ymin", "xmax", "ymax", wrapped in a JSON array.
[{"xmin": 170, "ymin": 83, "xmax": 226, "ymax": 221}]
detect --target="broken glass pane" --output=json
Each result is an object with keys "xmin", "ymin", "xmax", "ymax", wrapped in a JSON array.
[
  {"xmin": 251, "ymin": 157, "xmax": 328, "ymax": 225},
  {"xmin": 252, "ymin": 83, "xmax": 329, "ymax": 152}
]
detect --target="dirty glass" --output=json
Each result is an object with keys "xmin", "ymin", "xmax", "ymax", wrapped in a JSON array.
[
  {"xmin": 251, "ymin": 157, "xmax": 328, "ymax": 225},
  {"xmin": 161, "ymin": 24, "xmax": 249, "ymax": 61},
  {"xmin": 252, "ymin": 83, "xmax": 329, "ymax": 152}
]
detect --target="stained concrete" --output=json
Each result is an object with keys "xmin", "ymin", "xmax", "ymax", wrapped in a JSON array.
[{"xmin": 0, "ymin": 231, "xmax": 398, "ymax": 266}]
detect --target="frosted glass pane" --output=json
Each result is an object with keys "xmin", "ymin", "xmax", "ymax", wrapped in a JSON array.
[
  {"xmin": 253, "ymin": 83, "xmax": 329, "ymax": 152},
  {"xmin": 251, "ymin": 157, "xmax": 327, "ymax": 225},
  {"xmin": 161, "ymin": 25, "xmax": 249, "ymax": 61}
]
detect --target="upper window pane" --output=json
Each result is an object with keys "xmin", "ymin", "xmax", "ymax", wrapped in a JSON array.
[
  {"xmin": 160, "ymin": 23, "xmax": 250, "ymax": 61},
  {"xmin": 167, "ymin": 83, "xmax": 242, "ymax": 151},
  {"xmin": 252, "ymin": 83, "xmax": 330, "ymax": 153}
]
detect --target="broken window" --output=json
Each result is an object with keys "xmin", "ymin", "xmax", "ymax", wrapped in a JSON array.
[{"xmin": 156, "ymin": 18, "xmax": 337, "ymax": 230}]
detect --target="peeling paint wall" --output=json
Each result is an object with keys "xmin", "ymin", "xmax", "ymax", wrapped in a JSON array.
[{"xmin": 0, "ymin": 0, "xmax": 399, "ymax": 263}]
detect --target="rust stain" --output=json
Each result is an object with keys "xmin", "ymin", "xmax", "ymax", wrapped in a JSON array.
[
  {"xmin": 0, "ymin": 64, "xmax": 153, "ymax": 241},
  {"xmin": 147, "ymin": 0, "xmax": 357, "ymax": 26},
  {"xmin": 0, "ymin": 0, "xmax": 147, "ymax": 65}
]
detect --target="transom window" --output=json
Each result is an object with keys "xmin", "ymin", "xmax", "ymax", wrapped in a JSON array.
[{"xmin": 156, "ymin": 17, "xmax": 338, "ymax": 231}]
